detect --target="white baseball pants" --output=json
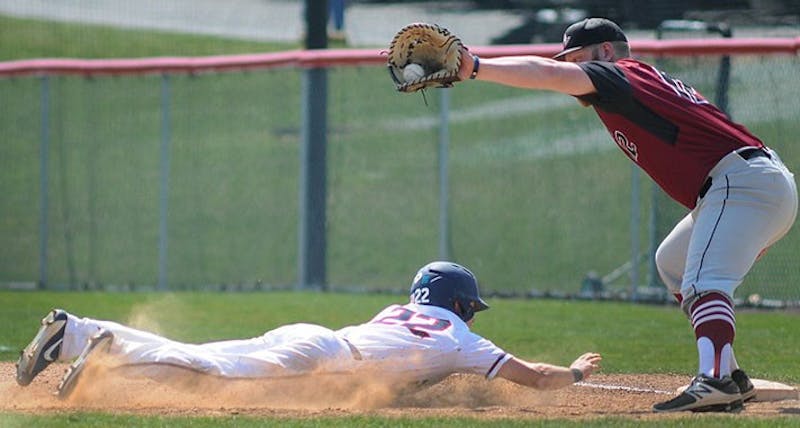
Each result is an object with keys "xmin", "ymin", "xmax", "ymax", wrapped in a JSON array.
[
  {"xmin": 656, "ymin": 147, "xmax": 798, "ymax": 299},
  {"xmin": 62, "ymin": 315, "xmax": 356, "ymax": 378}
]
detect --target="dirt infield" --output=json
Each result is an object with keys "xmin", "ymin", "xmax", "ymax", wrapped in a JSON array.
[{"xmin": 1, "ymin": 362, "xmax": 798, "ymax": 420}]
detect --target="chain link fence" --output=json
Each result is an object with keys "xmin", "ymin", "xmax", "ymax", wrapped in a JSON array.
[{"xmin": 1, "ymin": 42, "xmax": 799, "ymax": 305}]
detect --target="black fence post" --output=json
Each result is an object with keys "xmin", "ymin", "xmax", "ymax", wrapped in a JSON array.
[{"xmin": 298, "ymin": 1, "xmax": 329, "ymax": 290}]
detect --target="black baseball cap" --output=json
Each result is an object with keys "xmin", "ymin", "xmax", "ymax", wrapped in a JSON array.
[{"xmin": 553, "ymin": 18, "xmax": 627, "ymax": 59}]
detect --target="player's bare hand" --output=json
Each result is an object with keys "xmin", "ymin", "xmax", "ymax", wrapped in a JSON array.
[
  {"xmin": 570, "ymin": 352, "xmax": 602, "ymax": 380},
  {"xmin": 457, "ymin": 47, "xmax": 474, "ymax": 81}
]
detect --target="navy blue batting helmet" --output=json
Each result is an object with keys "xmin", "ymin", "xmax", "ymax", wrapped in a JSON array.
[{"xmin": 409, "ymin": 261, "xmax": 489, "ymax": 322}]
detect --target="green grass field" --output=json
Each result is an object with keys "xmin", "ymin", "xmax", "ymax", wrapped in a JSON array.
[
  {"xmin": 1, "ymin": 15, "xmax": 799, "ymax": 426},
  {"xmin": 1, "ymin": 291, "xmax": 799, "ymax": 426},
  {"xmin": 2, "ymin": 15, "xmax": 800, "ymax": 299}
]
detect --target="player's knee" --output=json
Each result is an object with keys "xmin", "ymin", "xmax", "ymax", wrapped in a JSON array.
[
  {"xmin": 654, "ymin": 242, "xmax": 668, "ymax": 270},
  {"xmin": 654, "ymin": 246, "xmax": 681, "ymax": 292}
]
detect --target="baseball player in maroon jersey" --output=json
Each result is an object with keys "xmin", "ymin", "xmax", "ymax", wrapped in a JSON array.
[
  {"xmin": 17, "ymin": 261, "xmax": 601, "ymax": 400},
  {"xmin": 457, "ymin": 18, "xmax": 798, "ymax": 412}
]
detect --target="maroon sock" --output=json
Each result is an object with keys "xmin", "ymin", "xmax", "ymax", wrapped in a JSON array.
[{"xmin": 690, "ymin": 292, "xmax": 735, "ymax": 378}]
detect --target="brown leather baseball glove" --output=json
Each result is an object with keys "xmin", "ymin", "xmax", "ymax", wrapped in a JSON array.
[{"xmin": 386, "ymin": 23, "xmax": 464, "ymax": 93}]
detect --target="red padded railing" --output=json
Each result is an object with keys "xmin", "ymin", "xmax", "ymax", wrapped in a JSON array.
[{"xmin": 0, "ymin": 38, "xmax": 798, "ymax": 77}]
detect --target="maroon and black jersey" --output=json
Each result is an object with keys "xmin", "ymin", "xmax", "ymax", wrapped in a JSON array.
[{"xmin": 577, "ymin": 58, "xmax": 763, "ymax": 209}]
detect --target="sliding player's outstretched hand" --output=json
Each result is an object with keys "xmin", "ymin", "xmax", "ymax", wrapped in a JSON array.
[{"xmin": 570, "ymin": 352, "xmax": 602, "ymax": 381}]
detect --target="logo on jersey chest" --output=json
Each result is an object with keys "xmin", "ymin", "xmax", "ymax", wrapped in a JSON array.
[{"xmin": 614, "ymin": 131, "xmax": 638, "ymax": 161}]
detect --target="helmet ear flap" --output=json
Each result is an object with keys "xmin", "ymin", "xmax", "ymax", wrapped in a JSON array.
[{"xmin": 454, "ymin": 298, "xmax": 476, "ymax": 322}]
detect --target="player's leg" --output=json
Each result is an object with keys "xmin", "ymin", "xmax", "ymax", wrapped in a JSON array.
[
  {"xmin": 654, "ymin": 198, "xmax": 745, "ymax": 412},
  {"xmin": 237, "ymin": 324, "xmax": 356, "ymax": 376},
  {"xmin": 655, "ymin": 154, "xmax": 797, "ymax": 412},
  {"xmin": 62, "ymin": 313, "xmax": 183, "ymax": 361},
  {"xmin": 655, "ymin": 212, "xmax": 757, "ymax": 403},
  {"xmin": 655, "ymin": 212, "xmax": 692, "ymax": 302},
  {"xmin": 57, "ymin": 324, "xmax": 204, "ymax": 399},
  {"xmin": 56, "ymin": 328, "xmax": 285, "ymax": 391},
  {"xmin": 57, "ymin": 329, "xmax": 114, "ymax": 398},
  {"xmin": 683, "ymin": 158, "xmax": 797, "ymax": 377},
  {"xmin": 115, "ymin": 324, "xmax": 355, "ymax": 379},
  {"xmin": 653, "ymin": 210, "xmax": 744, "ymax": 412},
  {"xmin": 198, "ymin": 323, "xmax": 318, "ymax": 354},
  {"xmin": 16, "ymin": 309, "xmax": 177, "ymax": 386},
  {"xmin": 51, "ymin": 321, "xmax": 353, "ymax": 390}
]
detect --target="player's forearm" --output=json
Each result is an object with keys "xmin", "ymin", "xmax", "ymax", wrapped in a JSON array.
[
  {"xmin": 474, "ymin": 56, "xmax": 594, "ymax": 96},
  {"xmin": 496, "ymin": 357, "xmax": 582, "ymax": 390},
  {"xmin": 523, "ymin": 362, "xmax": 581, "ymax": 390}
]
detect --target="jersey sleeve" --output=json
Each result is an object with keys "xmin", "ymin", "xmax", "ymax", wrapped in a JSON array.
[
  {"xmin": 457, "ymin": 333, "xmax": 513, "ymax": 380},
  {"xmin": 576, "ymin": 61, "xmax": 633, "ymax": 112}
]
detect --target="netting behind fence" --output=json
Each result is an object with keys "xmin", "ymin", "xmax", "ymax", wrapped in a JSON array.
[{"xmin": 1, "ymin": 43, "xmax": 798, "ymax": 303}]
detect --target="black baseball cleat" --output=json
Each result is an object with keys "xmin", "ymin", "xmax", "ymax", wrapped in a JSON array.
[
  {"xmin": 731, "ymin": 369, "xmax": 756, "ymax": 402},
  {"xmin": 653, "ymin": 374, "xmax": 743, "ymax": 413},
  {"xmin": 16, "ymin": 309, "xmax": 68, "ymax": 386},
  {"xmin": 57, "ymin": 329, "xmax": 113, "ymax": 399}
]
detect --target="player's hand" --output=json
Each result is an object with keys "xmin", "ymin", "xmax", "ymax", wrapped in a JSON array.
[
  {"xmin": 570, "ymin": 352, "xmax": 602, "ymax": 380},
  {"xmin": 457, "ymin": 48, "xmax": 475, "ymax": 81}
]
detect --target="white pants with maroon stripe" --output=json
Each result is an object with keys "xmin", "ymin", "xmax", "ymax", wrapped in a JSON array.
[
  {"xmin": 62, "ymin": 315, "xmax": 356, "ymax": 378},
  {"xmin": 656, "ymin": 147, "xmax": 798, "ymax": 300}
]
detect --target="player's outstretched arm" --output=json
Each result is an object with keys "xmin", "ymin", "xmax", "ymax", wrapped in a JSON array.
[
  {"xmin": 496, "ymin": 352, "xmax": 601, "ymax": 390},
  {"xmin": 457, "ymin": 49, "xmax": 596, "ymax": 96}
]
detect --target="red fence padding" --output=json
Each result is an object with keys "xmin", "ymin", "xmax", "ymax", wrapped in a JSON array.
[
  {"xmin": 0, "ymin": 49, "xmax": 383, "ymax": 77},
  {"xmin": 0, "ymin": 38, "xmax": 797, "ymax": 78}
]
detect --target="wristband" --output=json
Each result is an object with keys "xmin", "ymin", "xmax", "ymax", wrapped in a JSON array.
[
  {"xmin": 469, "ymin": 55, "xmax": 480, "ymax": 79},
  {"xmin": 571, "ymin": 368, "xmax": 584, "ymax": 383}
]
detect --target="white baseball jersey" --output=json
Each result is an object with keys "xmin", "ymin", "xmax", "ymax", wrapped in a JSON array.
[
  {"xmin": 337, "ymin": 303, "xmax": 512, "ymax": 384},
  {"xmin": 60, "ymin": 303, "xmax": 511, "ymax": 384}
]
